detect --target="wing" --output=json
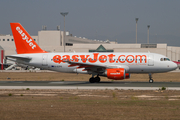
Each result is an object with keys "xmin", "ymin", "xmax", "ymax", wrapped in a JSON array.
[
  {"xmin": 66, "ymin": 60, "xmax": 106, "ymax": 73},
  {"xmin": 65, "ymin": 60, "xmax": 129, "ymax": 74}
]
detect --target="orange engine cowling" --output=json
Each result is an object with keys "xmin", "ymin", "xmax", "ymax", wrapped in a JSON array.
[{"xmin": 106, "ymin": 68, "xmax": 130, "ymax": 80}]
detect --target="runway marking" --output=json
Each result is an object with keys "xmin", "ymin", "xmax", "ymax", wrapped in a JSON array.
[{"xmin": 49, "ymin": 82, "xmax": 65, "ymax": 84}]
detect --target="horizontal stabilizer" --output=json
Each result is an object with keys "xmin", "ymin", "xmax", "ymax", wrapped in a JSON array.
[{"xmin": 6, "ymin": 55, "xmax": 32, "ymax": 62}]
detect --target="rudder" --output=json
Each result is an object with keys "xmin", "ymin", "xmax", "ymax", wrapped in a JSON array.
[{"xmin": 10, "ymin": 23, "xmax": 47, "ymax": 54}]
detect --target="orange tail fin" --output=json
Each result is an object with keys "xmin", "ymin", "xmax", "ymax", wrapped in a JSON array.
[{"xmin": 10, "ymin": 23, "xmax": 47, "ymax": 54}]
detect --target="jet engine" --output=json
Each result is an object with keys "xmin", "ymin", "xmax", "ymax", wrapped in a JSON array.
[{"xmin": 105, "ymin": 68, "xmax": 130, "ymax": 80}]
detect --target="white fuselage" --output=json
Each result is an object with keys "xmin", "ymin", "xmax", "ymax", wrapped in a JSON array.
[{"xmin": 11, "ymin": 52, "xmax": 177, "ymax": 74}]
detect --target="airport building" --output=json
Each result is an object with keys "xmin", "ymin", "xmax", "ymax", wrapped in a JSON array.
[{"xmin": 0, "ymin": 29, "xmax": 180, "ymax": 64}]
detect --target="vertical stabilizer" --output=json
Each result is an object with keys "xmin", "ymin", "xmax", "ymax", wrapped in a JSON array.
[{"xmin": 10, "ymin": 23, "xmax": 47, "ymax": 54}]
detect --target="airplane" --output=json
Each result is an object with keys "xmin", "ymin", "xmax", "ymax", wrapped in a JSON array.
[{"xmin": 6, "ymin": 23, "xmax": 178, "ymax": 83}]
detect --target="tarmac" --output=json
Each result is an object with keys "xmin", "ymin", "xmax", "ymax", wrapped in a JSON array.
[{"xmin": 1, "ymin": 81, "xmax": 180, "ymax": 90}]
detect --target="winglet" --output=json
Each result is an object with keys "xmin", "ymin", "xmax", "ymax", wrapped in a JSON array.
[{"xmin": 10, "ymin": 23, "xmax": 47, "ymax": 54}]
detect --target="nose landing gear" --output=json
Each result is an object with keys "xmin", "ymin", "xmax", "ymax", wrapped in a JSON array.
[{"xmin": 149, "ymin": 73, "xmax": 153, "ymax": 83}]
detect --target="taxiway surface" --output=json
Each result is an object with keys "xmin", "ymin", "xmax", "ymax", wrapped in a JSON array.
[{"xmin": 0, "ymin": 81, "xmax": 180, "ymax": 90}]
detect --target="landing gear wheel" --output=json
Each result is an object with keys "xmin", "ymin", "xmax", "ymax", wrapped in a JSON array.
[
  {"xmin": 95, "ymin": 77, "xmax": 100, "ymax": 83},
  {"xmin": 89, "ymin": 77, "xmax": 95, "ymax": 83},
  {"xmin": 149, "ymin": 79, "xmax": 154, "ymax": 83}
]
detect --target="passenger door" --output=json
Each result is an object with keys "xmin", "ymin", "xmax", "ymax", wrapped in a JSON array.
[
  {"xmin": 42, "ymin": 55, "xmax": 48, "ymax": 66},
  {"xmin": 148, "ymin": 55, "xmax": 154, "ymax": 66}
]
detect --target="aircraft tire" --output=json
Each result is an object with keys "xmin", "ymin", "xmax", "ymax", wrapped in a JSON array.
[
  {"xmin": 89, "ymin": 77, "xmax": 96, "ymax": 83},
  {"xmin": 95, "ymin": 77, "xmax": 100, "ymax": 83},
  {"xmin": 149, "ymin": 79, "xmax": 154, "ymax": 83}
]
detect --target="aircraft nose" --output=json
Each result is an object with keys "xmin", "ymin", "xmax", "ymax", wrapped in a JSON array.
[{"xmin": 171, "ymin": 62, "xmax": 178, "ymax": 70}]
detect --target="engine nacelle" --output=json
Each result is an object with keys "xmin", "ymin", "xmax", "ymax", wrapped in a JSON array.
[{"xmin": 105, "ymin": 68, "xmax": 130, "ymax": 80}]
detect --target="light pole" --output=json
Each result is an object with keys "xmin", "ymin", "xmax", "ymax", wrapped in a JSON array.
[
  {"xmin": 147, "ymin": 25, "xmax": 150, "ymax": 44},
  {"xmin": 135, "ymin": 18, "xmax": 138, "ymax": 44},
  {"xmin": 60, "ymin": 12, "xmax": 68, "ymax": 52}
]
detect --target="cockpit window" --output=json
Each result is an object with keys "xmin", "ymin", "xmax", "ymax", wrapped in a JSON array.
[
  {"xmin": 164, "ymin": 58, "xmax": 170, "ymax": 61},
  {"xmin": 160, "ymin": 58, "xmax": 170, "ymax": 61}
]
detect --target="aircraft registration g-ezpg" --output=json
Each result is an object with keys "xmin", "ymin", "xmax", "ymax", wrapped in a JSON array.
[{"xmin": 7, "ymin": 23, "xmax": 178, "ymax": 83}]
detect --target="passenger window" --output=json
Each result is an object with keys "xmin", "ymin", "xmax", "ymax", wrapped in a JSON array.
[{"xmin": 160, "ymin": 58, "xmax": 163, "ymax": 61}]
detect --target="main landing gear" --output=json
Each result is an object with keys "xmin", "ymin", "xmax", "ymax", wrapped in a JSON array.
[
  {"xmin": 89, "ymin": 74, "xmax": 101, "ymax": 83},
  {"xmin": 149, "ymin": 73, "xmax": 153, "ymax": 83}
]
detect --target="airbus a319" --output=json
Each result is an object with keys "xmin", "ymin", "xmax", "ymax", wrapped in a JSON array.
[{"xmin": 7, "ymin": 23, "xmax": 178, "ymax": 83}]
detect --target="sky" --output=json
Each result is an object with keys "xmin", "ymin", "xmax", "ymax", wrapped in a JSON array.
[{"xmin": 0, "ymin": 0, "xmax": 180, "ymax": 46}]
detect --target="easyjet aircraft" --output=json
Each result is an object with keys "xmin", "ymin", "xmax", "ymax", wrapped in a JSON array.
[{"xmin": 7, "ymin": 23, "xmax": 178, "ymax": 83}]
